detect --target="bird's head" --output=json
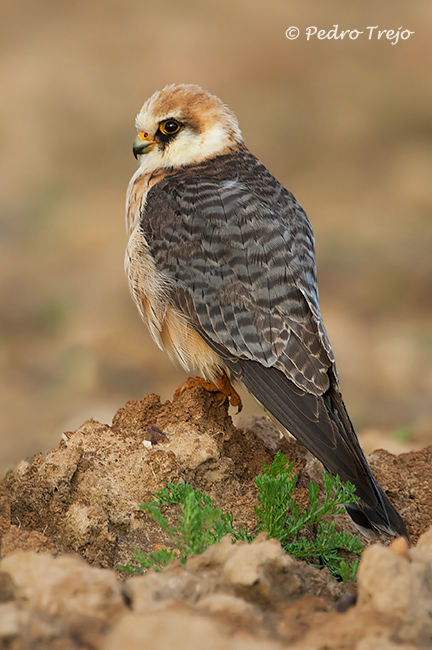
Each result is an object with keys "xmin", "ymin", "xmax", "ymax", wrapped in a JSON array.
[{"xmin": 132, "ymin": 84, "xmax": 243, "ymax": 172}]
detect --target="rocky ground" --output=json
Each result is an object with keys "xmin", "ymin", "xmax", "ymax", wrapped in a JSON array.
[{"xmin": 1, "ymin": 385, "xmax": 432, "ymax": 649}]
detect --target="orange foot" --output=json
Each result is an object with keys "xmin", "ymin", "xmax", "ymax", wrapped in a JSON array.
[{"xmin": 175, "ymin": 370, "xmax": 242, "ymax": 413}]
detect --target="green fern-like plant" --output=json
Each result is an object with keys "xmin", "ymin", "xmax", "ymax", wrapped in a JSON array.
[
  {"xmin": 119, "ymin": 451, "xmax": 362, "ymax": 581},
  {"xmin": 117, "ymin": 482, "xmax": 250, "ymax": 573},
  {"xmin": 255, "ymin": 451, "xmax": 363, "ymax": 577}
]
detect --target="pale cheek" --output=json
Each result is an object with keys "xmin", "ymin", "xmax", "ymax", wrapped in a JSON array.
[
  {"xmin": 198, "ymin": 124, "xmax": 227, "ymax": 157},
  {"xmin": 163, "ymin": 133, "xmax": 202, "ymax": 166}
]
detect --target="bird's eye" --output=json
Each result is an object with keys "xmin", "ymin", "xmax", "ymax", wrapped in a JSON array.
[{"xmin": 159, "ymin": 119, "xmax": 181, "ymax": 135}]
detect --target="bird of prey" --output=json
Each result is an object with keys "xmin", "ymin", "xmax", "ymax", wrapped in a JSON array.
[{"xmin": 125, "ymin": 83, "xmax": 407, "ymax": 538}]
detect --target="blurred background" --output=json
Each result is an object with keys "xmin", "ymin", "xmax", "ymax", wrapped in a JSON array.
[{"xmin": 1, "ymin": 0, "xmax": 431, "ymax": 474}]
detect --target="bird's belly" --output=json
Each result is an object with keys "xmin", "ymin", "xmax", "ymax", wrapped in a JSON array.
[{"xmin": 125, "ymin": 225, "xmax": 222, "ymax": 380}]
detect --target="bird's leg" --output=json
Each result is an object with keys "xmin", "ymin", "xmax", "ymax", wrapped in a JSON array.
[{"xmin": 175, "ymin": 370, "xmax": 242, "ymax": 412}]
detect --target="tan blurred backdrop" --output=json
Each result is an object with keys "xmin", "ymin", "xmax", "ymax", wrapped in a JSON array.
[{"xmin": 1, "ymin": 0, "xmax": 431, "ymax": 474}]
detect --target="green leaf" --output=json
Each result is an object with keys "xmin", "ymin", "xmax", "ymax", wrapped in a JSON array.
[{"xmin": 120, "ymin": 451, "xmax": 363, "ymax": 582}]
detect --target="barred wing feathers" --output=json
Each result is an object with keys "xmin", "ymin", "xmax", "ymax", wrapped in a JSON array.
[{"xmin": 140, "ymin": 147, "xmax": 407, "ymax": 538}]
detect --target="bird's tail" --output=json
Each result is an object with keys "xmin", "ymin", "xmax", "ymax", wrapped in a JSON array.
[
  {"xmin": 233, "ymin": 359, "xmax": 408, "ymax": 539},
  {"xmin": 344, "ymin": 492, "xmax": 405, "ymax": 538},
  {"xmin": 322, "ymin": 382, "xmax": 408, "ymax": 539}
]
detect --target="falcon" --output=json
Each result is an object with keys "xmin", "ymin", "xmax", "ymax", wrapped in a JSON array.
[{"xmin": 125, "ymin": 83, "xmax": 407, "ymax": 538}]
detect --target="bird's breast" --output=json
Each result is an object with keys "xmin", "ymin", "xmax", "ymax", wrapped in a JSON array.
[
  {"xmin": 125, "ymin": 212, "xmax": 222, "ymax": 380},
  {"xmin": 126, "ymin": 168, "xmax": 170, "ymax": 234}
]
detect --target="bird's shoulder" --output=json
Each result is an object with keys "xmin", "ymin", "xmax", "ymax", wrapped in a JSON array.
[
  {"xmin": 142, "ymin": 144, "xmax": 315, "ymax": 262},
  {"xmin": 146, "ymin": 144, "xmax": 301, "ymax": 216}
]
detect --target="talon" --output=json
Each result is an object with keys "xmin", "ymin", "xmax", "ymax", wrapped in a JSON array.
[
  {"xmin": 217, "ymin": 371, "xmax": 243, "ymax": 413},
  {"xmin": 174, "ymin": 371, "xmax": 242, "ymax": 413}
]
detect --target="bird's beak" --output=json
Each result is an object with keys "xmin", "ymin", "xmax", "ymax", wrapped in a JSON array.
[{"xmin": 133, "ymin": 132, "xmax": 157, "ymax": 159}]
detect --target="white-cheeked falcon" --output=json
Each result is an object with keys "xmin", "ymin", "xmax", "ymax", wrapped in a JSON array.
[{"xmin": 125, "ymin": 83, "xmax": 407, "ymax": 539}]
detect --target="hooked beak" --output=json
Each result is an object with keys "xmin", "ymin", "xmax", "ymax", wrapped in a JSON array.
[{"xmin": 133, "ymin": 132, "xmax": 157, "ymax": 159}]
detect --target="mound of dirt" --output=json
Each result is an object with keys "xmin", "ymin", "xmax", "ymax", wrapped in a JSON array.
[{"xmin": 1, "ymin": 385, "xmax": 432, "ymax": 649}]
